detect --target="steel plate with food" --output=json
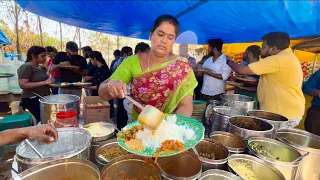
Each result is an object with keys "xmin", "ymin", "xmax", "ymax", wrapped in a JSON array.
[
  {"xmin": 0, "ymin": 73, "xmax": 15, "ymax": 78},
  {"xmin": 49, "ymin": 82, "xmax": 70, "ymax": 88},
  {"xmin": 234, "ymin": 75, "xmax": 258, "ymax": 82},
  {"xmin": 71, "ymin": 82, "xmax": 92, "ymax": 86},
  {"xmin": 117, "ymin": 114, "xmax": 204, "ymax": 157},
  {"xmin": 60, "ymin": 64, "xmax": 80, "ymax": 69}
]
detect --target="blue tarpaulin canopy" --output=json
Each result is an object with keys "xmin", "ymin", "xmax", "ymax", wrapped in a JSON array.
[
  {"xmin": 0, "ymin": 30, "xmax": 12, "ymax": 46},
  {"xmin": 17, "ymin": 1, "xmax": 320, "ymax": 44}
]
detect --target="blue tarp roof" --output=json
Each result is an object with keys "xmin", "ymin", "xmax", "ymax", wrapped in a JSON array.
[
  {"xmin": 0, "ymin": 30, "xmax": 12, "ymax": 46},
  {"xmin": 17, "ymin": 1, "xmax": 320, "ymax": 44}
]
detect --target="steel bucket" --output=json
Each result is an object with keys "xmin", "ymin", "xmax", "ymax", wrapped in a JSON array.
[
  {"xmin": 39, "ymin": 94, "xmax": 80, "ymax": 124},
  {"xmin": 94, "ymin": 139, "xmax": 131, "ymax": 171},
  {"xmin": 101, "ymin": 154, "xmax": 161, "ymax": 180},
  {"xmin": 248, "ymin": 110, "xmax": 289, "ymax": 134},
  {"xmin": 228, "ymin": 154, "xmax": 285, "ymax": 180},
  {"xmin": 220, "ymin": 94, "xmax": 255, "ymax": 113},
  {"xmin": 190, "ymin": 138, "xmax": 229, "ymax": 171},
  {"xmin": 209, "ymin": 131, "xmax": 246, "ymax": 154},
  {"xmin": 248, "ymin": 137, "xmax": 302, "ymax": 180},
  {"xmin": 14, "ymin": 158, "xmax": 100, "ymax": 180},
  {"xmin": 276, "ymin": 128, "xmax": 320, "ymax": 180},
  {"xmin": 15, "ymin": 128, "xmax": 91, "ymax": 172},
  {"xmin": 198, "ymin": 169, "xmax": 241, "ymax": 180},
  {"xmin": 83, "ymin": 122, "xmax": 115, "ymax": 163},
  {"xmin": 228, "ymin": 116, "xmax": 274, "ymax": 140},
  {"xmin": 157, "ymin": 151, "xmax": 202, "ymax": 180},
  {"xmin": 210, "ymin": 106, "xmax": 245, "ymax": 132}
]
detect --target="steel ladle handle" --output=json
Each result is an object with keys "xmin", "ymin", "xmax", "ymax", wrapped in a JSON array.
[{"xmin": 125, "ymin": 95, "xmax": 144, "ymax": 110}]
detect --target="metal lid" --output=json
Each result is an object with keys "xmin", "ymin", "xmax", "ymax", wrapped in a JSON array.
[
  {"xmin": 199, "ymin": 169, "xmax": 240, "ymax": 180},
  {"xmin": 276, "ymin": 128, "xmax": 320, "ymax": 154},
  {"xmin": 16, "ymin": 128, "xmax": 91, "ymax": 162},
  {"xmin": 248, "ymin": 137, "xmax": 301, "ymax": 166},
  {"xmin": 213, "ymin": 106, "xmax": 245, "ymax": 117}
]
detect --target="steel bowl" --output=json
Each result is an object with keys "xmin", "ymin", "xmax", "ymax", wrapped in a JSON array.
[
  {"xmin": 276, "ymin": 128, "xmax": 320, "ymax": 180},
  {"xmin": 15, "ymin": 158, "xmax": 100, "ymax": 180},
  {"xmin": 228, "ymin": 154, "xmax": 285, "ymax": 180},
  {"xmin": 220, "ymin": 94, "xmax": 255, "ymax": 113},
  {"xmin": 157, "ymin": 151, "xmax": 202, "ymax": 180},
  {"xmin": 228, "ymin": 116, "xmax": 274, "ymax": 140},
  {"xmin": 209, "ymin": 131, "xmax": 246, "ymax": 154},
  {"xmin": 248, "ymin": 137, "xmax": 301, "ymax": 180},
  {"xmin": 190, "ymin": 138, "xmax": 229, "ymax": 171},
  {"xmin": 248, "ymin": 110, "xmax": 289, "ymax": 133},
  {"xmin": 198, "ymin": 169, "xmax": 241, "ymax": 180},
  {"xmin": 101, "ymin": 154, "xmax": 161, "ymax": 180},
  {"xmin": 15, "ymin": 128, "xmax": 91, "ymax": 172}
]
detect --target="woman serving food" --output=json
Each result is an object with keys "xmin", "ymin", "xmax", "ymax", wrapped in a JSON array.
[{"xmin": 99, "ymin": 15, "xmax": 198, "ymax": 126}]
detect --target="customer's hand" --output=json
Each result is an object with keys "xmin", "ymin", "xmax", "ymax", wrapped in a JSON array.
[
  {"xmin": 107, "ymin": 80, "xmax": 127, "ymax": 99},
  {"xmin": 84, "ymin": 76, "xmax": 93, "ymax": 82},
  {"xmin": 59, "ymin": 61, "xmax": 71, "ymax": 66},
  {"xmin": 44, "ymin": 78, "xmax": 54, "ymax": 85},
  {"xmin": 23, "ymin": 124, "xmax": 58, "ymax": 143}
]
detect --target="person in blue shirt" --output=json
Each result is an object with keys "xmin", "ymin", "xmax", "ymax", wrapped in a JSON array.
[
  {"xmin": 303, "ymin": 69, "xmax": 320, "ymax": 136},
  {"xmin": 110, "ymin": 50, "xmax": 121, "ymax": 74}
]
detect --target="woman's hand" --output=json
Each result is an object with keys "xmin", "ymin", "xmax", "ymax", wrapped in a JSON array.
[{"xmin": 107, "ymin": 80, "xmax": 127, "ymax": 99}]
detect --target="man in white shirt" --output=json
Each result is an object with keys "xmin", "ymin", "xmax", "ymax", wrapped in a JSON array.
[{"xmin": 197, "ymin": 39, "xmax": 231, "ymax": 101}]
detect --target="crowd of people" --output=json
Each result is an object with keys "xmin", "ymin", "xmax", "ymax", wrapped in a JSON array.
[{"xmin": 11, "ymin": 14, "xmax": 318, "ymax": 147}]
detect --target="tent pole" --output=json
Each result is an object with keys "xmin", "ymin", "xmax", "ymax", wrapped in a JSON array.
[{"xmin": 312, "ymin": 53, "xmax": 318, "ymax": 74}]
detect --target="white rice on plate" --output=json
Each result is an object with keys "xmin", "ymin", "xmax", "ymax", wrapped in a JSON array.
[{"xmin": 135, "ymin": 115, "xmax": 196, "ymax": 149}]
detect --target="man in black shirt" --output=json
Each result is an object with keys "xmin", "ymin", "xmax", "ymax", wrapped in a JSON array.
[{"xmin": 51, "ymin": 41, "xmax": 88, "ymax": 99}]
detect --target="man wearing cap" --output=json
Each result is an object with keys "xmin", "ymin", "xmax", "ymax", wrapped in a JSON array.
[{"xmin": 51, "ymin": 41, "xmax": 88, "ymax": 98}]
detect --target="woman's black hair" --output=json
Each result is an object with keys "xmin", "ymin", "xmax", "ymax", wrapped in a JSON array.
[
  {"xmin": 151, "ymin": 14, "xmax": 180, "ymax": 37},
  {"xmin": 89, "ymin": 51, "xmax": 107, "ymax": 66},
  {"xmin": 45, "ymin": 46, "xmax": 54, "ymax": 53},
  {"xmin": 26, "ymin": 46, "xmax": 46, "ymax": 62}
]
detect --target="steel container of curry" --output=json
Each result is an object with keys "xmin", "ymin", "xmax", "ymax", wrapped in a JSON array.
[
  {"xmin": 15, "ymin": 128, "xmax": 91, "ymax": 172},
  {"xmin": 157, "ymin": 151, "xmax": 202, "ymax": 180},
  {"xmin": 228, "ymin": 154, "xmax": 285, "ymax": 180},
  {"xmin": 198, "ymin": 169, "xmax": 241, "ymax": 180},
  {"xmin": 14, "ymin": 158, "xmax": 100, "ymax": 180},
  {"xmin": 95, "ymin": 138, "xmax": 131, "ymax": 171},
  {"xmin": 101, "ymin": 154, "xmax": 161, "ymax": 180},
  {"xmin": 220, "ymin": 94, "xmax": 255, "ymax": 113},
  {"xmin": 248, "ymin": 137, "xmax": 302, "ymax": 180},
  {"xmin": 210, "ymin": 106, "xmax": 246, "ymax": 132},
  {"xmin": 39, "ymin": 94, "xmax": 80, "ymax": 124},
  {"xmin": 190, "ymin": 138, "xmax": 229, "ymax": 171},
  {"xmin": 209, "ymin": 131, "xmax": 246, "ymax": 154},
  {"xmin": 276, "ymin": 128, "xmax": 320, "ymax": 180},
  {"xmin": 83, "ymin": 122, "xmax": 115, "ymax": 163},
  {"xmin": 248, "ymin": 110, "xmax": 289, "ymax": 133},
  {"xmin": 228, "ymin": 116, "xmax": 274, "ymax": 140}
]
